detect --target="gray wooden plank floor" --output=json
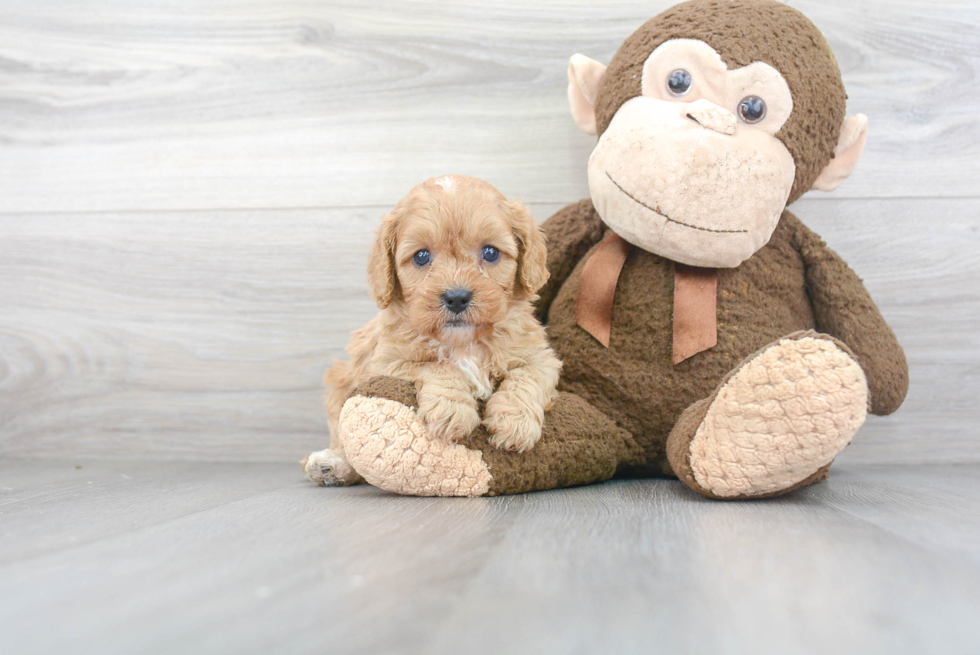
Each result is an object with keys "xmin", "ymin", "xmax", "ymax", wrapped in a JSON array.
[{"xmin": 2, "ymin": 460, "xmax": 979, "ymax": 655}]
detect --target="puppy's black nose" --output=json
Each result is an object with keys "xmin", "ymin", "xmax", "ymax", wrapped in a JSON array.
[{"xmin": 442, "ymin": 288, "xmax": 473, "ymax": 314}]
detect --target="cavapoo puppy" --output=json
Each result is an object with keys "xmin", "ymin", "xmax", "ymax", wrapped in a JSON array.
[{"xmin": 304, "ymin": 175, "xmax": 562, "ymax": 486}]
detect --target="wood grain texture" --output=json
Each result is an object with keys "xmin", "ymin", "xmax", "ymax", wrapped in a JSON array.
[
  {"xmin": 0, "ymin": 0, "xmax": 977, "ymax": 464},
  {"xmin": 0, "ymin": 0, "xmax": 977, "ymax": 213},
  {"xmin": 1, "ymin": 460, "xmax": 978, "ymax": 654},
  {"xmin": 1, "ymin": 198, "xmax": 977, "ymax": 464}
]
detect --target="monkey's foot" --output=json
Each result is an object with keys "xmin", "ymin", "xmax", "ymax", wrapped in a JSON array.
[
  {"xmin": 667, "ymin": 331, "xmax": 869, "ymax": 499},
  {"xmin": 339, "ymin": 377, "xmax": 641, "ymax": 497},
  {"xmin": 339, "ymin": 390, "xmax": 493, "ymax": 498},
  {"xmin": 302, "ymin": 448, "xmax": 364, "ymax": 486}
]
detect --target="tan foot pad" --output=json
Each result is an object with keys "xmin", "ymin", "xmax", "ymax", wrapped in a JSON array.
[
  {"xmin": 302, "ymin": 448, "xmax": 363, "ymax": 487},
  {"xmin": 690, "ymin": 335, "xmax": 869, "ymax": 498},
  {"xmin": 340, "ymin": 395, "xmax": 492, "ymax": 497}
]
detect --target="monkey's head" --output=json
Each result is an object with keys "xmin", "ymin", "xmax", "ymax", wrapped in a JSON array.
[{"xmin": 568, "ymin": 0, "xmax": 868, "ymax": 268}]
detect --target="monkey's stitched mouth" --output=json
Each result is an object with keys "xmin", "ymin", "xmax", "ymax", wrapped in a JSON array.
[{"xmin": 605, "ymin": 172, "xmax": 748, "ymax": 234}]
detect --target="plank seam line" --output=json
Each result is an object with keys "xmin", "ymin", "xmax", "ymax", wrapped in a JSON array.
[{"xmin": 1, "ymin": 196, "xmax": 978, "ymax": 217}]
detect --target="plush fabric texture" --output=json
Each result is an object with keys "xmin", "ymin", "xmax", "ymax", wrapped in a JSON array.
[
  {"xmin": 538, "ymin": 201, "xmax": 908, "ymax": 478},
  {"xmin": 575, "ymin": 232, "xmax": 630, "ymax": 347},
  {"xmin": 685, "ymin": 332, "xmax": 867, "ymax": 498},
  {"xmin": 671, "ymin": 264, "xmax": 718, "ymax": 363},
  {"xmin": 801, "ymin": 233, "xmax": 910, "ymax": 414},
  {"xmin": 343, "ymin": 377, "xmax": 643, "ymax": 496},
  {"xmin": 812, "ymin": 114, "xmax": 869, "ymax": 192},
  {"xmin": 461, "ymin": 392, "xmax": 643, "ymax": 496},
  {"xmin": 588, "ymin": 96, "xmax": 797, "ymax": 268},
  {"xmin": 594, "ymin": 0, "xmax": 847, "ymax": 204},
  {"xmin": 567, "ymin": 54, "xmax": 606, "ymax": 135},
  {"xmin": 668, "ymin": 393, "xmax": 835, "ymax": 500},
  {"xmin": 684, "ymin": 98, "xmax": 736, "ymax": 135},
  {"xmin": 536, "ymin": 198, "xmax": 606, "ymax": 325},
  {"xmin": 341, "ymin": 394, "xmax": 493, "ymax": 497},
  {"xmin": 346, "ymin": 375, "xmax": 420, "ymax": 410},
  {"xmin": 328, "ymin": 1, "xmax": 908, "ymax": 501},
  {"xmin": 639, "ymin": 40, "xmax": 795, "ymax": 131}
]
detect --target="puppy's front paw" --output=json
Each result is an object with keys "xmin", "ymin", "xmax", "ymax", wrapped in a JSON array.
[
  {"xmin": 302, "ymin": 449, "xmax": 363, "ymax": 486},
  {"xmin": 417, "ymin": 393, "xmax": 481, "ymax": 442},
  {"xmin": 484, "ymin": 390, "xmax": 544, "ymax": 453}
]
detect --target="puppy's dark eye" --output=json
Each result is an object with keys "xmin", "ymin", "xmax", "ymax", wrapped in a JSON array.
[
  {"xmin": 738, "ymin": 96, "xmax": 767, "ymax": 124},
  {"xmin": 482, "ymin": 246, "xmax": 500, "ymax": 263},
  {"xmin": 667, "ymin": 69, "xmax": 692, "ymax": 96},
  {"xmin": 413, "ymin": 250, "xmax": 431, "ymax": 267}
]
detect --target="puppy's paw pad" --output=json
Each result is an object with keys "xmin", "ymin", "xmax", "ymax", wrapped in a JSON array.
[{"xmin": 303, "ymin": 449, "xmax": 362, "ymax": 486}]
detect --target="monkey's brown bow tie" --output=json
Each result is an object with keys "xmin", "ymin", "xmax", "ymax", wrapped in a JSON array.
[{"xmin": 575, "ymin": 232, "xmax": 718, "ymax": 364}]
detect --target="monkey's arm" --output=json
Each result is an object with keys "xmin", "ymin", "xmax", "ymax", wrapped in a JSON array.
[
  {"xmin": 534, "ymin": 198, "xmax": 606, "ymax": 323},
  {"xmin": 794, "ymin": 218, "xmax": 909, "ymax": 415}
]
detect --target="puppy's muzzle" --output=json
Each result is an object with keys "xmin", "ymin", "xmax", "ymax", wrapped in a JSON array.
[{"xmin": 442, "ymin": 288, "xmax": 473, "ymax": 315}]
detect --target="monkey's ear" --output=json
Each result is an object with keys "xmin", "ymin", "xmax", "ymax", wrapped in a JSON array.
[
  {"xmin": 567, "ymin": 54, "xmax": 607, "ymax": 136},
  {"xmin": 367, "ymin": 212, "xmax": 400, "ymax": 309},
  {"xmin": 812, "ymin": 114, "xmax": 869, "ymax": 192},
  {"xmin": 507, "ymin": 200, "xmax": 549, "ymax": 299}
]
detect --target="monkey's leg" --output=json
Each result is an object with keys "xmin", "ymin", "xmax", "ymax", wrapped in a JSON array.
[
  {"xmin": 667, "ymin": 331, "xmax": 869, "ymax": 500},
  {"xmin": 336, "ymin": 376, "xmax": 643, "ymax": 497}
]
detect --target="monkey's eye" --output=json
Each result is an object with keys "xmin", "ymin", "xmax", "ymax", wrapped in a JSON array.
[
  {"xmin": 666, "ymin": 69, "xmax": 692, "ymax": 96},
  {"xmin": 481, "ymin": 246, "xmax": 500, "ymax": 263},
  {"xmin": 413, "ymin": 249, "xmax": 431, "ymax": 267},
  {"xmin": 738, "ymin": 96, "xmax": 767, "ymax": 124}
]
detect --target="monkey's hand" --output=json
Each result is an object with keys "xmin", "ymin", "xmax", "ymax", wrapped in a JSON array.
[{"xmin": 797, "ymin": 218, "xmax": 909, "ymax": 415}]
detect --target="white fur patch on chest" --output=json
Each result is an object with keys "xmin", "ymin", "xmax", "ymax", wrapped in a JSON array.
[
  {"xmin": 433, "ymin": 341, "xmax": 495, "ymax": 401},
  {"xmin": 454, "ymin": 356, "xmax": 494, "ymax": 401}
]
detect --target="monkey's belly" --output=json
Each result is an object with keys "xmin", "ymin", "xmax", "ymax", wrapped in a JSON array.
[{"xmin": 546, "ymin": 235, "xmax": 816, "ymax": 476}]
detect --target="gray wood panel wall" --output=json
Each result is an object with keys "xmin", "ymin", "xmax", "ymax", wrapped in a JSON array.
[{"xmin": 1, "ymin": 0, "xmax": 978, "ymax": 463}]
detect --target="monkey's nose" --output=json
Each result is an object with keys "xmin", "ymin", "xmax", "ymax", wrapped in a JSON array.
[
  {"xmin": 442, "ymin": 288, "xmax": 473, "ymax": 314},
  {"xmin": 685, "ymin": 98, "xmax": 736, "ymax": 135}
]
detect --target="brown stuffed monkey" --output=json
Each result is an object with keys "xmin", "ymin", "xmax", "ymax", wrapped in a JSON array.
[{"xmin": 326, "ymin": 0, "xmax": 909, "ymax": 499}]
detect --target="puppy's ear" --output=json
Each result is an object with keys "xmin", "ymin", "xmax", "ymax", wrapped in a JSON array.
[
  {"xmin": 367, "ymin": 210, "xmax": 400, "ymax": 309},
  {"xmin": 507, "ymin": 200, "xmax": 549, "ymax": 298}
]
